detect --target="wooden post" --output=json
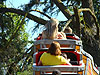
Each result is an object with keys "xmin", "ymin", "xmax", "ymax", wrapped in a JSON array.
[{"xmin": 73, "ymin": 6, "xmax": 81, "ymax": 38}]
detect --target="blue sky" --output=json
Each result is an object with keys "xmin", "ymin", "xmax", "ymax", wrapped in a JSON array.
[{"xmin": 6, "ymin": 0, "xmax": 67, "ymax": 40}]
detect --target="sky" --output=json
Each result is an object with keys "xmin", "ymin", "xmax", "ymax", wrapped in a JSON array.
[{"xmin": 6, "ymin": 0, "xmax": 67, "ymax": 40}]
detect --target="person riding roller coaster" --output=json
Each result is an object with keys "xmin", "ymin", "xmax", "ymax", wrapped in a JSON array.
[{"xmin": 64, "ymin": 26, "xmax": 80, "ymax": 40}]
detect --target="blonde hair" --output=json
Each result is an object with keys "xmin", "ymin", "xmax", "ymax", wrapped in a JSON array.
[
  {"xmin": 47, "ymin": 41, "xmax": 61, "ymax": 55},
  {"xmin": 42, "ymin": 18, "xmax": 59, "ymax": 39}
]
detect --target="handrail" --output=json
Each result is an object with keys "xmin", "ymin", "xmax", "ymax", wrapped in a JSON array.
[
  {"xmin": 33, "ymin": 39, "xmax": 82, "ymax": 46},
  {"xmin": 33, "ymin": 63, "xmax": 84, "ymax": 72}
]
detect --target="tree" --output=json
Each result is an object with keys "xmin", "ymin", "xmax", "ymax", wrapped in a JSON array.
[
  {"xmin": 0, "ymin": 0, "xmax": 100, "ymax": 74},
  {"xmin": 0, "ymin": 2, "xmax": 31, "ymax": 75}
]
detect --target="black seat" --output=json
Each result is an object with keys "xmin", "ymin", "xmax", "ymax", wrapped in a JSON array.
[
  {"xmin": 62, "ymin": 52, "xmax": 77, "ymax": 61},
  {"xmin": 66, "ymin": 33, "xmax": 74, "ymax": 36}
]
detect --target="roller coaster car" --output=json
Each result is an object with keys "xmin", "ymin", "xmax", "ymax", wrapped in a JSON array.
[
  {"xmin": 66, "ymin": 33, "xmax": 80, "ymax": 40},
  {"xmin": 33, "ymin": 48, "xmax": 85, "ymax": 75},
  {"xmin": 33, "ymin": 39, "xmax": 99, "ymax": 75},
  {"xmin": 35, "ymin": 48, "xmax": 83, "ymax": 66}
]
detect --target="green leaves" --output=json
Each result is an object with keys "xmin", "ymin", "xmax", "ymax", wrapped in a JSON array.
[{"xmin": 0, "ymin": 5, "xmax": 30, "ymax": 75}]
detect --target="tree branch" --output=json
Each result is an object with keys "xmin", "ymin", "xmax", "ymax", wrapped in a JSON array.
[
  {"xmin": 52, "ymin": 0, "xmax": 72, "ymax": 19},
  {"xmin": 29, "ymin": 9, "xmax": 51, "ymax": 19},
  {"xmin": 52, "ymin": 0, "xmax": 77, "ymax": 32},
  {"xmin": 61, "ymin": 17, "xmax": 73, "ymax": 32},
  {"xmin": 0, "ymin": 8, "xmax": 47, "ymax": 25}
]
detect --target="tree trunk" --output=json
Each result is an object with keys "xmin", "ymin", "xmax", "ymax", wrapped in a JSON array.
[
  {"xmin": 82, "ymin": 0, "xmax": 95, "ymax": 27},
  {"xmin": 82, "ymin": 0, "xmax": 100, "ymax": 66},
  {"xmin": 73, "ymin": 7, "xmax": 81, "ymax": 37}
]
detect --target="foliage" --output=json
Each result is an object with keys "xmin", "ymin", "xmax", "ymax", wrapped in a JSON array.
[
  {"xmin": 93, "ymin": 0, "xmax": 100, "ymax": 21},
  {"xmin": 0, "ymin": 3, "xmax": 31, "ymax": 75},
  {"xmin": 17, "ymin": 62, "xmax": 33, "ymax": 75}
]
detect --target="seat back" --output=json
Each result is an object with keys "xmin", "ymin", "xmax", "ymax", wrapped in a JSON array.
[
  {"xmin": 35, "ymin": 48, "xmax": 82, "ymax": 65},
  {"xmin": 66, "ymin": 33, "xmax": 79, "ymax": 40}
]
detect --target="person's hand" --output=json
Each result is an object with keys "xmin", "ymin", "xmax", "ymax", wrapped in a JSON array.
[{"xmin": 67, "ymin": 59, "xmax": 70, "ymax": 62}]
